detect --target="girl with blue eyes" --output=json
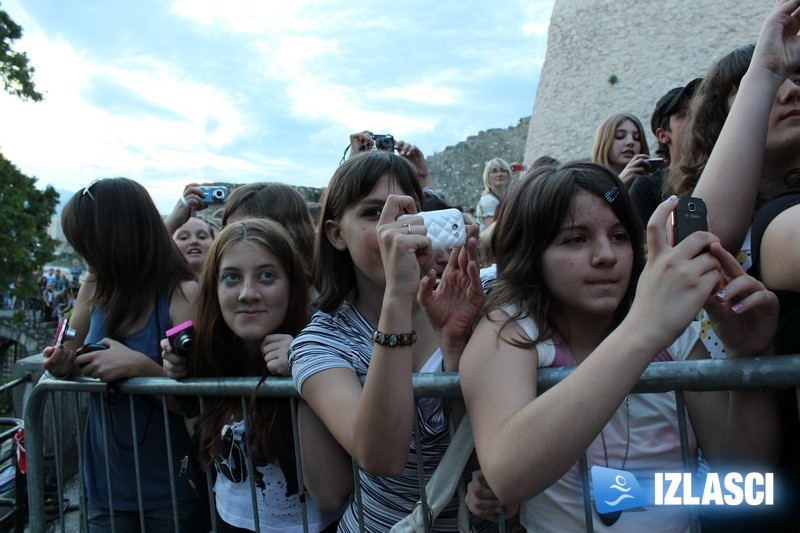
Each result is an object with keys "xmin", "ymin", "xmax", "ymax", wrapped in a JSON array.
[
  {"xmin": 162, "ymin": 217, "xmax": 343, "ymax": 532},
  {"xmin": 289, "ymin": 151, "xmax": 491, "ymax": 531},
  {"xmin": 460, "ymin": 163, "xmax": 781, "ymax": 532}
]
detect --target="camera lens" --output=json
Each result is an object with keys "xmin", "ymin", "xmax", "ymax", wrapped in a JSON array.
[
  {"xmin": 688, "ymin": 203, "xmax": 696, "ymax": 212},
  {"xmin": 174, "ymin": 332, "xmax": 193, "ymax": 352},
  {"xmin": 213, "ymin": 189, "xmax": 225, "ymax": 200}
]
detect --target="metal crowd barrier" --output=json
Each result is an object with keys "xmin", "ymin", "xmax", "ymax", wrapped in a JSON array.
[{"xmin": 23, "ymin": 354, "xmax": 800, "ymax": 532}]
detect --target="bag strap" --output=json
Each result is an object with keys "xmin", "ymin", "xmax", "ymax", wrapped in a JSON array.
[{"xmin": 391, "ymin": 415, "xmax": 474, "ymax": 532}]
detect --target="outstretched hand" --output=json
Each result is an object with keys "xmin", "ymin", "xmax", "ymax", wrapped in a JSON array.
[
  {"xmin": 161, "ymin": 337, "xmax": 188, "ymax": 379},
  {"xmin": 752, "ymin": 0, "xmax": 800, "ymax": 82},
  {"xmin": 632, "ymin": 197, "xmax": 724, "ymax": 349},
  {"xmin": 394, "ymin": 140, "xmax": 431, "ymax": 187},
  {"xmin": 348, "ymin": 130, "xmax": 373, "ymax": 156},
  {"xmin": 418, "ymin": 224, "xmax": 483, "ymax": 359},
  {"xmin": 77, "ymin": 338, "xmax": 152, "ymax": 382},
  {"xmin": 164, "ymin": 183, "xmax": 208, "ymax": 234},
  {"xmin": 618, "ymin": 154, "xmax": 650, "ymax": 187},
  {"xmin": 703, "ymin": 242, "xmax": 778, "ymax": 357},
  {"xmin": 42, "ymin": 345, "xmax": 76, "ymax": 378},
  {"xmin": 376, "ymin": 195, "xmax": 432, "ymax": 301}
]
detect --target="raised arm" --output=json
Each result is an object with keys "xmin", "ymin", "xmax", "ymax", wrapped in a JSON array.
[
  {"xmin": 693, "ymin": 0, "xmax": 800, "ymax": 253},
  {"xmin": 297, "ymin": 194, "xmax": 435, "ymax": 476},
  {"xmin": 164, "ymin": 183, "xmax": 208, "ymax": 235},
  {"xmin": 461, "ymin": 197, "xmax": 725, "ymax": 504}
]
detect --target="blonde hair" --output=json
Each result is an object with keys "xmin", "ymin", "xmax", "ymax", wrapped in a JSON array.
[
  {"xmin": 591, "ymin": 114, "xmax": 650, "ymax": 170},
  {"xmin": 482, "ymin": 158, "xmax": 512, "ymax": 195}
]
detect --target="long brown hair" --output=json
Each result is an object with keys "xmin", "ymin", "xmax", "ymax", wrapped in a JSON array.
[
  {"xmin": 191, "ymin": 218, "xmax": 310, "ymax": 468},
  {"xmin": 488, "ymin": 162, "xmax": 645, "ymax": 347},
  {"xmin": 314, "ymin": 151, "xmax": 423, "ymax": 313},
  {"xmin": 61, "ymin": 178, "xmax": 194, "ymax": 337},
  {"xmin": 665, "ymin": 44, "xmax": 755, "ymax": 197}
]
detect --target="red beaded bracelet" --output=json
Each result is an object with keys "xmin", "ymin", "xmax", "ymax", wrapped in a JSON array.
[{"xmin": 372, "ymin": 330, "xmax": 417, "ymax": 347}]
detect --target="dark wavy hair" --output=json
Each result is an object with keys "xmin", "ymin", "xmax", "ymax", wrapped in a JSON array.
[
  {"xmin": 190, "ymin": 218, "xmax": 310, "ymax": 468},
  {"xmin": 488, "ymin": 162, "xmax": 646, "ymax": 347},
  {"xmin": 314, "ymin": 151, "xmax": 423, "ymax": 313},
  {"xmin": 666, "ymin": 44, "xmax": 755, "ymax": 197},
  {"xmin": 61, "ymin": 177, "xmax": 194, "ymax": 337}
]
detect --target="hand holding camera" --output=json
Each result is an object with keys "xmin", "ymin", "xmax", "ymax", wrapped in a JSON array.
[
  {"xmin": 398, "ymin": 208, "xmax": 467, "ymax": 251},
  {"xmin": 166, "ymin": 320, "xmax": 195, "ymax": 355},
  {"xmin": 198, "ymin": 185, "xmax": 228, "ymax": 205},
  {"xmin": 52, "ymin": 317, "xmax": 76, "ymax": 348},
  {"xmin": 162, "ymin": 320, "xmax": 195, "ymax": 381}
]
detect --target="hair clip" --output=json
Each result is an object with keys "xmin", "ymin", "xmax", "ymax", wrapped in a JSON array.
[{"xmin": 604, "ymin": 186, "xmax": 620, "ymax": 204}]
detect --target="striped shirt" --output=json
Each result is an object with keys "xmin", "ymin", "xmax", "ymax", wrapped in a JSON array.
[{"xmin": 289, "ymin": 302, "xmax": 467, "ymax": 533}]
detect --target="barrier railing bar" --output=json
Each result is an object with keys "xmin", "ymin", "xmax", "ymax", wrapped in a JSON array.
[
  {"xmin": 290, "ymin": 395, "xmax": 310, "ymax": 533},
  {"xmin": 159, "ymin": 394, "xmax": 180, "ymax": 533},
  {"xmin": 675, "ymin": 391, "xmax": 699, "ymax": 533},
  {"xmin": 73, "ymin": 392, "xmax": 88, "ymax": 533},
  {"xmin": 127, "ymin": 394, "xmax": 145, "ymax": 533},
  {"xmin": 98, "ymin": 388, "xmax": 116, "ymax": 531},
  {"xmin": 411, "ymin": 411, "xmax": 429, "ymax": 531},
  {"xmin": 24, "ymin": 354, "xmax": 800, "ymax": 531},
  {"xmin": 49, "ymin": 393, "xmax": 66, "ymax": 530}
]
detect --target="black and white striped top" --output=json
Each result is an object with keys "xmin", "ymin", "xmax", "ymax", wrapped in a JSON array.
[{"xmin": 289, "ymin": 302, "xmax": 468, "ymax": 532}]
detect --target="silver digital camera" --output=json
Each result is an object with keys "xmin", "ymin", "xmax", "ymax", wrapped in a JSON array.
[
  {"xmin": 198, "ymin": 185, "xmax": 228, "ymax": 205},
  {"xmin": 372, "ymin": 134, "xmax": 395, "ymax": 152}
]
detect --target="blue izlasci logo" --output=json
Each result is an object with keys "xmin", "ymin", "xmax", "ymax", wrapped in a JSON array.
[{"xmin": 591, "ymin": 466, "xmax": 648, "ymax": 514}]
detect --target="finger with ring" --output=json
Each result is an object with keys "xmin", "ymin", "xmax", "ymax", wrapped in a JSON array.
[{"xmin": 405, "ymin": 223, "xmax": 412, "ymax": 234}]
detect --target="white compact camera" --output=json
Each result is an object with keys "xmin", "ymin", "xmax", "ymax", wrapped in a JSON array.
[{"xmin": 398, "ymin": 208, "xmax": 467, "ymax": 251}]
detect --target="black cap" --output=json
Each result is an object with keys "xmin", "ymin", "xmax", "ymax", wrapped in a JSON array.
[{"xmin": 650, "ymin": 77, "xmax": 703, "ymax": 136}]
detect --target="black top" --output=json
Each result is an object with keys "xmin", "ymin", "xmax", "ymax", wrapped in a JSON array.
[
  {"xmin": 750, "ymin": 188, "xmax": 800, "ymax": 355},
  {"xmin": 629, "ymin": 169, "xmax": 668, "ymax": 228}
]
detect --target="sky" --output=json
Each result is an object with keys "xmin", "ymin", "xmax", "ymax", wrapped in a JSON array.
[{"xmin": 0, "ymin": 0, "xmax": 554, "ymax": 214}]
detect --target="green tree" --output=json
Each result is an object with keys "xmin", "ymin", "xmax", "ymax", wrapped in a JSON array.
[
  {"xmin": 0, "ymin": 3, "xmax": 43, "ymax": 101},
  {"xmin": 0, "ymin": 153, "xmax": 58, "ymax": 306}
]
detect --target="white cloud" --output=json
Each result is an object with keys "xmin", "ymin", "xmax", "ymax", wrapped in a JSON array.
[
  {"xmin": 1, "ymin": 0, "xmax": 556, "ymax": 213},
  {"xmin": 171, "ymin": 0, "xmax": 324, "ymax": 34}
]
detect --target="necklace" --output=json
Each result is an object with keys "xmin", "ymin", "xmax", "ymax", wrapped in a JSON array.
[{"xmin": 568, "ymin": 345, "xmax": 630, "ymax": 527}]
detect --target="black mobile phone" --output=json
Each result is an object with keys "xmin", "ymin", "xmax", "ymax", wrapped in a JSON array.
[
  {"xmin": 671, "ymin": 196, "xmax": 708, "ymax": 244},
  {"xmin": 645, "ymin": 157, "xmax": 665, "ymax": 172},
  {"xmin": 75, "ymin": 343, "xmax": 109, "ymax": 368}
]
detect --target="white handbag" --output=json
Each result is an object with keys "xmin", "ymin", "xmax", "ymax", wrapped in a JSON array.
[{"xmin": 391, "ymin": 415, "xmax": 474, "ymax": 533}]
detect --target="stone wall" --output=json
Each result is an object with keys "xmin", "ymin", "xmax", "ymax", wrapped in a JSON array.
[
  {"xmin": 425, "ymin": 117, "xmax": 530, "ymax": 213},
  {"xmin": 525, "ymin": 0, "xmax": 769, "ymax": 164}
]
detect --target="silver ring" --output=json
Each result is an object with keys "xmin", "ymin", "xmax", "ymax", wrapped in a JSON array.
[{"xmin": 404, "ymin": 223, "xmax": 411, "ymax": 234}]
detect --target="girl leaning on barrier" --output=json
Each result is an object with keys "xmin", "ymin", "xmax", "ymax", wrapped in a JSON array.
[
  {"xmin": 161, "ymin": 217, "xmax": 345, "ymax": 532},
  {"xmin": 41, "ymin": 177, "xmax": 207, "ymax": 532},
  {"xmin": 459, "ymin": 163, "xmax": 781, "ymax": 532},
  {"xmin": 288, "ymin": 150, "xmax": 497, "ymax": 532},
  {"xmin": 698, "ymin": 1, "xmax": 800, "ymax": 529}
]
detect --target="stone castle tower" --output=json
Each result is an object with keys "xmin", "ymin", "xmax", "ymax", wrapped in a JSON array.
[{"xmin": 525, "ymin": 0, "xmax": 771, "ymax": 163}]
